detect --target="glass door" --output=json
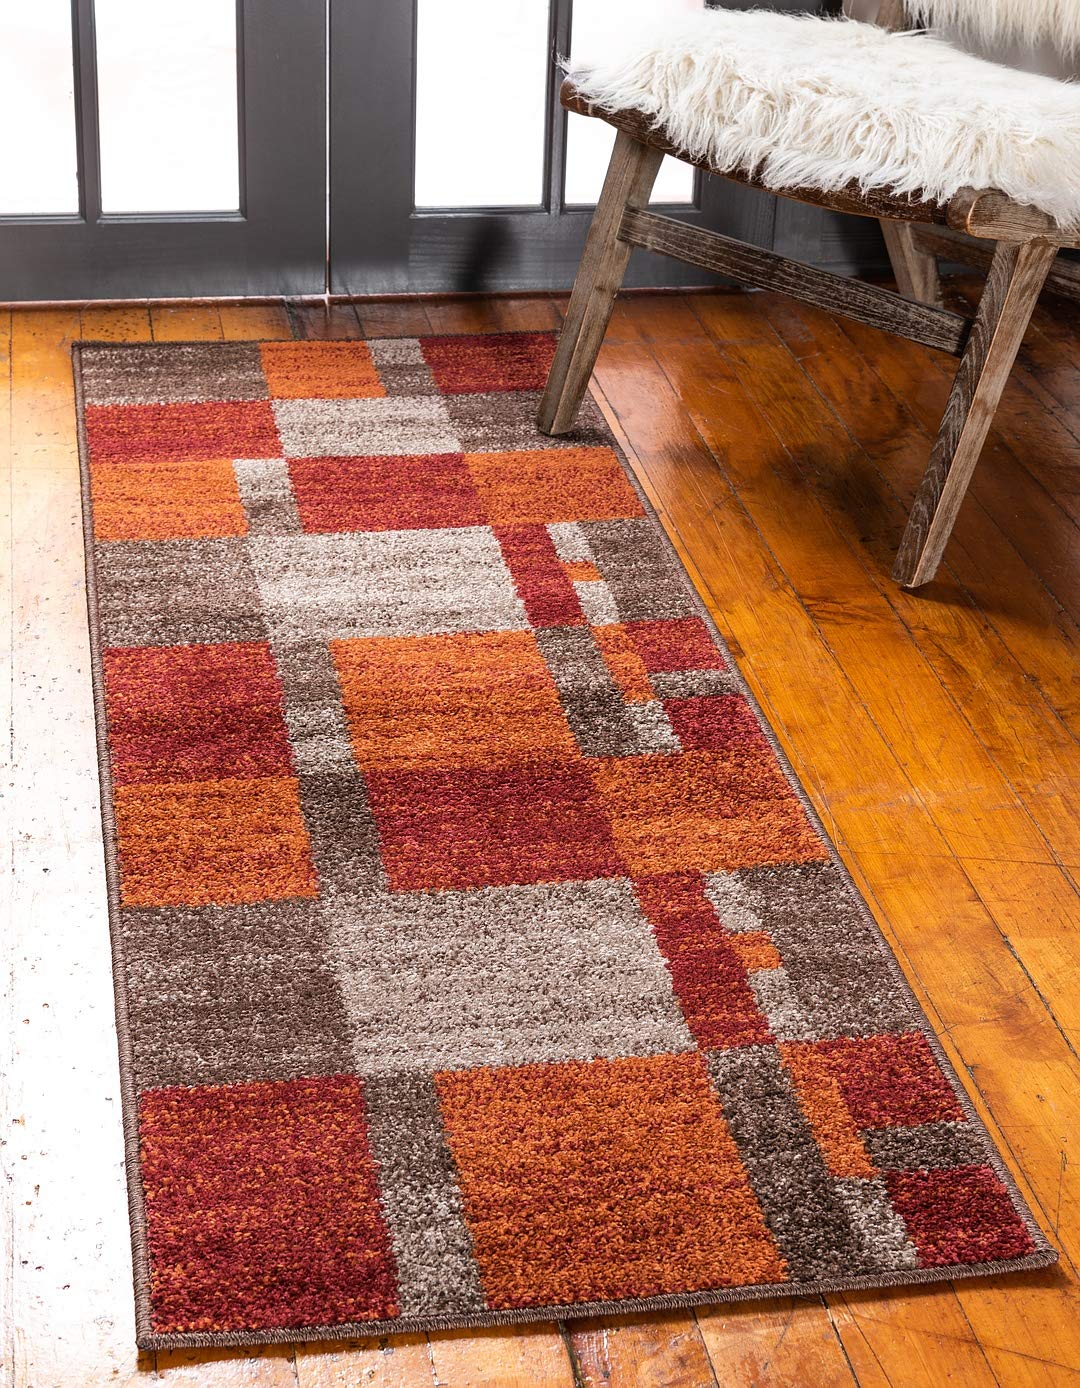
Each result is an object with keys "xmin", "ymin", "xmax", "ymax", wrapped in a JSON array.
[
  {"xmin": 329, "ymin": 0, "xmax": 782, "ymax": 295},
  {"xmin": 0, "ymin": 0, "xmax": 326, "ymax": 301}
]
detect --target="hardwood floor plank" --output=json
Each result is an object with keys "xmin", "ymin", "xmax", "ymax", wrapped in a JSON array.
[
  {"xmin": 1029, "ymin": 296, "xmax": 1080, "ymax": 403},
  {"xmin": 964, "ymin": 1280, "xmax": 1080, "ymax": 1388},
  {"xmin": 425, "ymin": 1325, "xmax": 578, "ymax": 1387},
  {"xmin": 7, "ymin": 459, "xmax": 126, "ymax": 1383},
  {"xmin": 289, "ymin": 302, "xmax": 362, "ymax": 340},
  {"xmin": 830, "ymin": 1285, "xmax": 998, "ymax": 1388},
  {"xmin": 218, "ymin": 303, "xmax": 294, "ymax": 340},
  {"xmin": 151, "ymin": 304, "xmax": 224, "ymax": 341},
  {"xmin": 79, "ymin": 304, "xmax": 152, "ymax": 342},
  {"xmin": 695, "ymin": 1299, "xmax": 864, "ymax": 1388},
  {"xmin": 153, "ymin": 1347, "xmax": 299, "ymax": 1385},
  {"xmin": 568, "ymin": 1313, "xmax": 719, "ymax": 1388},
  {"xmin": 9, "ymin": 308, "xmax": 80, "ymax": 452},
  {"xmin": 295, "ymin": 1335, "xmax": 434, "ymax": 1387},
  {"xmin": 353, "ymin": 298, "xmax": 433, "ymax": 338},
  {"xmin": 489, "ymin": 296, "xmax": 562, "ymax": 332},
  {"xmin": 422, "ymin": 299, "xmax": 504, "ymax": 335},
  {"xmin": 1013, "ymin": 324, "xmax": 1080, "ymax": 445},
  {"xmin": 752, "ymin": 291, "xmax": 1080, "ymax": 736}
]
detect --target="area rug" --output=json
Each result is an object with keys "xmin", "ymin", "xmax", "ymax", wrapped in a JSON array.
[{"xmin": 74, "ymin": 332, "xmax": 1055, "ymax": 1351}]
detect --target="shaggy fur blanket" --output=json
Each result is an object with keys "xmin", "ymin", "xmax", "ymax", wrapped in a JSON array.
[
  {"xmin": 566, "ymin": 12, "xmax": 1080, "ymax": 227},
  {"xmin": 909, "ymin": 0, "xmax": 1080, "ymax": 55}
]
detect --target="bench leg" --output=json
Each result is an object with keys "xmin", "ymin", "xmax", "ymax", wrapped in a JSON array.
[
  {"xmin": 893, "ymin": 238, "xmax": 1058, "ymax": 587},
  {"xmin": 881, "ymin": 220, "xmax": 943, "ymax": 306},
  {"xmin": 538, "ymin": 132, "xmax": 662, "ymax": 435}
]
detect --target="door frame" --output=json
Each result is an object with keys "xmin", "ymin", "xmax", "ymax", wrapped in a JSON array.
[
  {"xmin": 0, "ymin": 0, "xmax": 326, "ymax": 302},
  {"xmin": 329, "ymin": 0, "xmax": 781, "ymax": 296}
]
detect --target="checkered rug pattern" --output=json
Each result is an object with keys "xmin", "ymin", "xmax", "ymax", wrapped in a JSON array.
[{"xmin": 75, "ymin": 333, "xmax": 1053, "ymax": 1349}]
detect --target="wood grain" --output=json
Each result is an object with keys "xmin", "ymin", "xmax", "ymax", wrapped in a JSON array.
[
  {"xmin": 880, "ymin": 221, "xmax": 943, "ymax": 307},
  {"xmin": 290, "ymin": 302, "xmax": 363, "ymax": 341},
  {"xmin": 619, "ymin": 207, "xmax": 967, "ymax": 353},
  {"xmin": 948, "ymin": 189, "xmax": 1080, "ymax": 248},
  {"xmin": 151, "ymin": 304, "xmax": 224, "ymax": 341},
  {"xmin": 80, "ymin": 304, "xmax": 153, "ymax": 342},
  {"xmin": 913, "ymin": 226, "xmax": 1080, "ymax": 305},
  {"xmin": 354, "ymin": 299, "xmax": 434, "ymax": 338},
  {"xmin": 426, "ymin": 1326, "xmax": 578, "ymax": 1388},
  {"xmin": 568, "ymin": 1312, "xmax": 719, "ymax": 1388},
  {"xmin": 894, "ymin": 239, "xmax": 1058, "ymax": 585},
  {"xmin": 537, "ymin": 130, "xmax": 662, "ymax": 434},
  {"xmin": 218, "ymin": 304, "xmax": 294, "ymax": 340},
  {"xmin": 295, "ymin": 1335, "xmax": 433, "ymax": 1387},
  {"xmin": 695, "ymin": 1298, "xmax": 861, "ymax": 1387}
]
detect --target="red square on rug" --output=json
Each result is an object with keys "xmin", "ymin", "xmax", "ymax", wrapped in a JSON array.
[
  {"xmin": 85, "ymin": 400, "xmax": 280, "ymax": 464},
  {"xmin": 139, "ymin": 1075, "xmax": 399, "ymax": 1334},
  {"xmin": 885, "ymin": 1165, "xmax": 1034, "ymax": 1267},
  {"xmin": 103, "ymin": 642, "xmax": 294, "ymax": 786},
  {"xmin": 419, "ymin": 332, "xmax": 557, "ymax": 394},
  {"xmin": 819, "ymin": 1033, "xmax": 965, "ymax": 1129},
  {"xmin": 664, "ymin": 694, "xmax": 770, "ymax": 753},
  {"xmin": 290, "ymin": 453, "xmax": 485, "ymax": 533},
  {"xmin": 365, "ymin": 763, "xmax": 624, "ymax": 890},
  {"xmin": 625, "ymin": 618, "xmax": 728, "ymax": 673}
]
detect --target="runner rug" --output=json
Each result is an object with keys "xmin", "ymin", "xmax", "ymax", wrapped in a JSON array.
[{"xmin": 75, "ymin": 332, "xmax": 1054, "ymax": 1350}]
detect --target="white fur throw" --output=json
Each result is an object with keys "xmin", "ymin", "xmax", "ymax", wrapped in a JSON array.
[
  {"xmin": 566, "ymin": 12, "xmax": 1080, "ymax": 227},
  {"xmin": 908, "ymin": 1, "xmax": 1080, "ymax": 56}
]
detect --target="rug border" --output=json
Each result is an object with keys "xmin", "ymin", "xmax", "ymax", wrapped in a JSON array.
[{"xmin": 71, "ymin": 338, "xmax": 1058, "ymax": 1355}]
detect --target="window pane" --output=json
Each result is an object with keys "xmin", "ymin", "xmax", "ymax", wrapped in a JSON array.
[
  {"xmin": 415, "ymin": 0, "xmax": 550, "ymax": 209},
  {"xmin": 564, "ymin": 0, "xmax": 703, "ymax": 206},
  {"xmin": 95, "ymin": 0, "xmax": 240, "ymax": 215},
  {"xmin": 0, "ymin": 0, "xmax": 79, "ymax": 216}
]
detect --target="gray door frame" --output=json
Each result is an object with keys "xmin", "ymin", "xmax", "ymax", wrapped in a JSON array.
[
  {"xmin": 329, "ymin": 0, "xmax": 884, "ymax": 296},
  {"xmin": 329, "ymin": 0, "xmax": 786, "ymax": 296},
  {"xmin": 0, "ymin": 0, "xmax": 326, "ymax": 302}
]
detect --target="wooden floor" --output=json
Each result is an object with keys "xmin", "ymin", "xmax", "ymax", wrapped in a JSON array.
[{"xmin": 1, "ymin": 284, "xmax": 1078, "ymax": 1388}]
